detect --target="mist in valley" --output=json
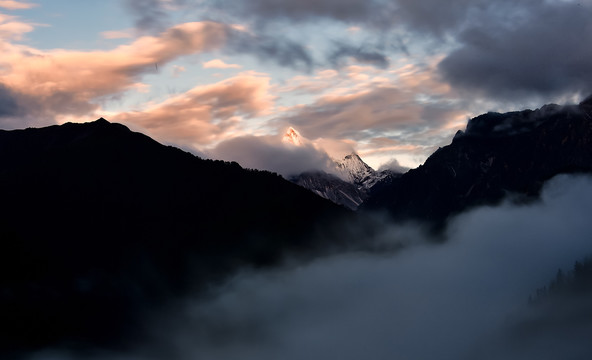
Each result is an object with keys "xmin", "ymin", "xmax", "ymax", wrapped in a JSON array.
[{"xmin": 28, "ymin": 175, "xmax": 592, "ymax": 360}]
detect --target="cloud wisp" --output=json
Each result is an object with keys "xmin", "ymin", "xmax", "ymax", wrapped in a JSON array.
[{"xmin": 0, "ymin": 1, "xmax": 37, "ymax": 10}]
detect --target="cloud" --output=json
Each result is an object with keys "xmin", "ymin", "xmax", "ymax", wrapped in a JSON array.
[
  {"xmin": 148, "ymin": 174, "xmax": 592, "ymax": 359},
  {"xmin": 203, "ymin": 59, "xmax": 242, "ymax": 69},
  {"xmin": 26, "ymin": 175, "xmax": 592, "ymax": 360},
  {"xmin": 438, "ymin": 1, "xmax": 592, "ymax": 101},
  {"xmin": 122, "ymin": 0, "xmax": 186, "ymax": 34},
  {"xmin": 118, "ymin": 0, "xmax": 592, "ymax": 107},
  {"xmin": 0, "ymin": 18, "xmax": 319, "ymax": 130},
  {"xmin": 207, "ymin": 0, "xmax": 397, "ymax": 30},
  {"xmin": 0, "ymin": 21, "xmax": 230, "ymax": 126},
  {"xmin": 0, "ymin": 0, "xmax": 37, "ymax": 10},
  {"xmin": 0, "ymin": 82, "xmax": 19, "ymax": 118},
  {"xmin": 0, "ymin": 13, "xmax": 34, "ymax": 40},
  {"xmin": 122, "ymin": 0, "xmax": 314, "ymax": 71},
  {"xmin": 171, "ymin": 64, "xmax": 186, "ymax": 77},
  {"xmin": 329, "ymin": 42, "xmax": 390, "ymax": 69},
  {"xmin": 274, "ymin": 60, "xmax": 468, "ymax": 168},
  {"xmin": 377, "ymin": 157, "xmax": 408, "ymax": 173},
  {"xmin": 113, "ymin": 72, "xmax": 274, "ymax": 146},
  {"xmin": 280, "ymin": 85, "xmax": 425, "ymax": 140},
  {"xmin": 211, "ymin": 133, "xmax": 338, "ymax": 177},
  {"xmin": 224, "ymin": 30, "xmax": 314, "ymax": 72},
  {"xmin": 203, "ymin": 0, "xmax": 514, "ymax": 36},
  {"xmin": 197, "ymin": 0, "xmax": 591, "ymax": 103},
  {"xmin": 100, "ymin": 30, "xmax": 134, "ymax": 39}
]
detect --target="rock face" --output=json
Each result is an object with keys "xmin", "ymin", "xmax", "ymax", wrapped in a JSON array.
[
  {"xmin": 336, "ymin": 153, "xmax": 395, "ymax": 190},
  {"xmin": 290, "ymin": 171, "xmax": 366, "ymax": 210},
  {"xmin": 290, "ymin": 153, "xmax": 401, "ymax": 210},
  {"xmin": 364, "ymin": 99, "xmax": 592, "ymax": 227}
]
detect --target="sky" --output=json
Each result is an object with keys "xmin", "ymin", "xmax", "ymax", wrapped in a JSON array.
[{"xmin": 0, "ymin": 0, "xmax": 591, "ymax": 171}]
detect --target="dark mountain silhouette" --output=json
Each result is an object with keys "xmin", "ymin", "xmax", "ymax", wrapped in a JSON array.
[
  {"xmin": 363, "ymin": 98, "xmax": 592, "ymax": 228},
  {"xmin": 0, "ymin": 118, "xmax": 348, "ymax": 356}
]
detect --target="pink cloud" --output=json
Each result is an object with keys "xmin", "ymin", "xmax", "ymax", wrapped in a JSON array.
[
  {"xmin": 0, "ymin": 13, "xmax": 34, "ymax": 40},
  {"xmin": 281, "ymin": 85, "xmax": 424, "ymax": 140},
  {"xmin": 0, "ymin": 1, "xmax": 37, "ymax": 10},
  {"xmin": 112, "ymin": 73, "xmax": 275, "ymax": 146},
  {"xmin": 100, "ymin": 29, "xmax": 134, "ymax": 39},
  {"xmin": 0, "ymin": 21, "xmax": 231, "ymax": 125},
  {"xmin": 203, "ymin": 59, "xmax": 242, "ymax": 69}
]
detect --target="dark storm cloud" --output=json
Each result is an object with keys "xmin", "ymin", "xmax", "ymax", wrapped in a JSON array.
[
  {"xmin": 439, "ymin": 1, "xmax": 592, "ymax": 100},
  {"xmin": 209, "ymin": 0, "xmax": 396, "ymax": 29},
  {"xmin": 201, "ymin": 0, "xmax": 592, "ymax": 100},
  {"xmin": 0, "ymin": 83, "xmax": 20, "ymax": 118},
  {"xmin": 123, "ymin": 0, "xmax": 187, "ymax": 33},
  {"xmin": 122, "ymin": 0, "xmax": 315, "ymax": 71},
  {"xmin": 329, "ymin": 42, "xmax": 390, "ymax": 69},
  {"xmin": 205, "ymin": 0, "xmax": 523, "ymax": 35},
  {"xmin": 225, "ymin": 30, "xmax": 314, "ymax": 72}
]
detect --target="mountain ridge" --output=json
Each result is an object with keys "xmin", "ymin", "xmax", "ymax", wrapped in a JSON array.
[
  {"xmin": 0, "ymin": 118, "xmax": 349, "ymax": 355},
  {"xmin": 363, "ymin": 99, "xmax": 592, "ymax": 227}
]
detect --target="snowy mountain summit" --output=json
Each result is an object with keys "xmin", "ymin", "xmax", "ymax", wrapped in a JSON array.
[
  {"xmin": 282, "ymin": 127, "xmax": 303, "ymax": 146},
  {"xmin": 281, "ymin": 127, "xmax": 401, "ymax": 209},
  {"xmin": 336, "ymin": 153, "xmax": 389, "ymax": 190}
]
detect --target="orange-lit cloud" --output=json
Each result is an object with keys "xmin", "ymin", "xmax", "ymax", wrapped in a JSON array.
[
  {"xmin": 0, "ymin": 13, "xmax": 34, "ymax": 40},
  {"xmin": 274, "ymin": 60, "xmax": 467, "ymax": 168},
  {"xmin": 0, "ymin": 21, "xmax": 231, "ymax": 125},
  {"xmin": 112, "ymin": 72, "xmax": 275, "ymax": 146},
  {"xmin": 101, "ymin": 29, "xmax": 134, "ymax": 39},
  {"xmin": 281, "ymin": 85, "xmax": 424, "ymax": 140},
  {"xmin": 203, "ymin": 59, "xmax": 242, "ymax": 69},
  {"xmin": 0, "ymin": 1, "xmax": 37, "ymax": 10}
]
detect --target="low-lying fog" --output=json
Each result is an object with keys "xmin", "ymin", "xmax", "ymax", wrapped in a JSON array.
[{"xmin": 30, "ymin": 175, "xmax": 592, "ymax": 360}]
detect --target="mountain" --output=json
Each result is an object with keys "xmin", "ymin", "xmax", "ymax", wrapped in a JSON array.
[
  {"xmin": 280, "ymin": 126, "xmax": 402, "ymax": 209},
  {"xmin": 282, "ymin": 126, "xmax": 303, "ymax": 146},
  {"xmin": 363, "ymin": 97, "xmax": 592, "ymax": 228},
  {"xmin": 289, "ymin": 171, "xmax": 366, "ymax": 210},
  {"xmin": 0, "ymin": 119, "xmax": 348, "ymax": 355},
  {"xmin": 289, "ymin": 153, "xmax": 400, "ymax": 210},
  {"xmin": 336, "ymin": 153, "xmax": 396, "ymax": 190}
]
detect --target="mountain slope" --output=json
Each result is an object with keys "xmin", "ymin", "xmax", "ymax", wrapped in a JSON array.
[
  {"xmin": 290, "ymin": 171, "xmax": 366, "ymax": 210},
  {"xmin": 337, "ymin": 153, "xmax": 389, "ymax": 190},
  {"xmin": 0, "ymin": 119, "xmax": 347, "ymax": 355},
  {"xmin": 364, "ymin": 98, "xmax": 592, "ymax": 227},
  {"xmin": 289, "ymin": 151, "xmax": 401, "ymax": 209}
]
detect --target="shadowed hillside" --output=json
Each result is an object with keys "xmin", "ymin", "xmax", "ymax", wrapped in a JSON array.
[
  {"xmin": 364, "ymin": 97, "xmax": 592, "ymax": 228},
  {"xmin": 0, "ymin": 118, "xmax": 348, "ymax": 355}
]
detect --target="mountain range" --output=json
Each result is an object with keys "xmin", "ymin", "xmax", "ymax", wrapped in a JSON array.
[
  {"xmin": 0, "ymin": 119, "xmax": 349, "ymax": 355},
  {"xmin": 363, "ymin": 96, "xmax": 592, "ymax": 228},
  {"xmin": 3, "ymin": 96, "xmax": 592, "ymax": 357}
]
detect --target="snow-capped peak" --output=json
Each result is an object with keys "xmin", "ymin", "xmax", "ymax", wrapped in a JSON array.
[
  {"xmin": 336, "ymin": 152, "xmax": 378, "ymax": 189},
  {"xmin": 282, "ymin": 127, "xmax": 303, "ymax": 146}
]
